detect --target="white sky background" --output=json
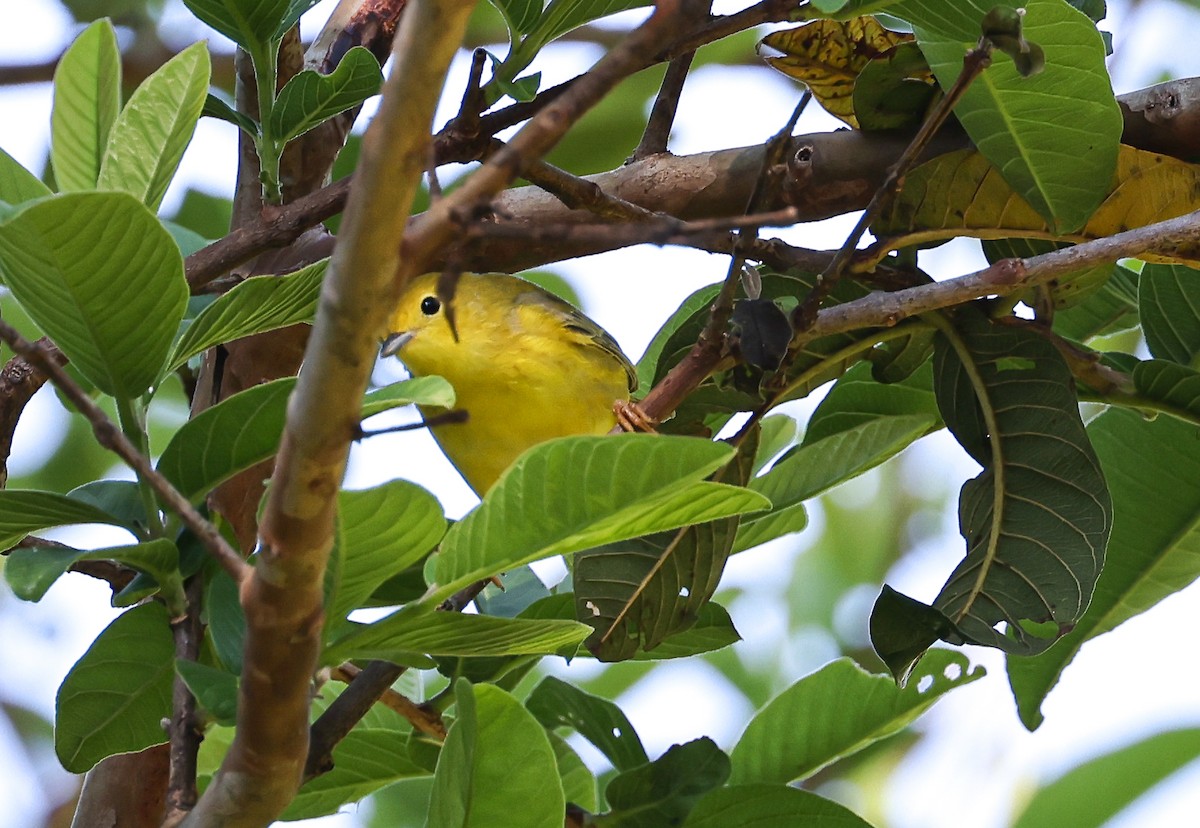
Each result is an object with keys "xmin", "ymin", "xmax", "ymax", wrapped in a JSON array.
[{"xmin": 3, "ymin": 1, "xmax": 1200, "ymax": 826}]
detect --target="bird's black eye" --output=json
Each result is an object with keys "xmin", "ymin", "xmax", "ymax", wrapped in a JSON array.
[{"xmin": 420, "ymin": 296, "xmax": 441, "ymax": 315}]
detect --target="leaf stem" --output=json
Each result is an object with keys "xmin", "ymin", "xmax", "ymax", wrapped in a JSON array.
[
  {"xmin": 252, "ymin": 40, "xmax": 284, "ymax": 203},
  {"xmin": 115, "ymin": 394, "xmax": 164, "ymax": 538}
]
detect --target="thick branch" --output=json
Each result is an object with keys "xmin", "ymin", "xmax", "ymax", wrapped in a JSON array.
[{"xmin": 185, "ymin": 0, "xmax": 477, "ymax": 822}]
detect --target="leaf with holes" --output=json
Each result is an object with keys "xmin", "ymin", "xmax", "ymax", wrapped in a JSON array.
[
  {"xmin": 575, "ymin": 432, "xmax": 757, "ymax": 661},
  {"xmin": 729, "ymin": 649, "xmax": 983, "ymax": 785},
  {"xmin": 872, "ymin": 310, "xmax": 1112, "ymax": 678},
  {"xmin": 525, "ymin": 676, "xmax": 648, "ymax": 771}
]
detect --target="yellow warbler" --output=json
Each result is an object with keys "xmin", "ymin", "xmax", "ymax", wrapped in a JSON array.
[{"xmin": 382, "ymin": 272, "xmax": 639, "ymax": 495}]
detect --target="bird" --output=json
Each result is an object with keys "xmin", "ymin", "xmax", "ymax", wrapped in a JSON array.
[{"xmin": 381, "ymin": 272, "xmax": 641, "ymax": 496}]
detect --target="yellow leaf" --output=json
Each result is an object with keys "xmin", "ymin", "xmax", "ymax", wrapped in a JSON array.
[
  {"xmin": 761, "ymin": 17, "xmax": 913, "ymax": 128},
  {"xmin": 875, "ymin": 146, "xmax": 1200, "ymax": 265}
]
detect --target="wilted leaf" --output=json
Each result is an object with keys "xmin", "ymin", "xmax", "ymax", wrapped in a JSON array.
[
  {"xmin": 877, "ymin": 146, "xmax": 1200, "ymax": 265},
  {"xmin": 762, "ymin": 17, "xmax": 914, "ymax": 127}
]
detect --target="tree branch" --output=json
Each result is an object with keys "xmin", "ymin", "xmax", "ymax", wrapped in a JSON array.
[
  {"xmin": 186, "ymin": 0, "xmax": 478, "ymax": 822},
  {"xmin": 0, "ymin": 322, "xmax": 248, "ymax": 584}
]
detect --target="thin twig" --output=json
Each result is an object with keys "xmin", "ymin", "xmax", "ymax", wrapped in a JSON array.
[
  {"xmin": 0, "ymin": 338, "xmax": 65, "ymax": 488},
  {"xmin": 631, "ymin": 51, "xmax": 696, "ymax": 160},
  {"xmin": 165, "ymin": 576, "xmax": 206, "ymax": 822},
  {"xmin": 793, "ymin": 43, "xmax": 993, "ymax": 332},
  {"xmin": 494, "ymin": 139, "xmax": 659, "ymax": 221},
  {"xmin": 0, "ymin": 321, "xmax": 249, "ymax": 583},
  {"xmin": 331, "ymin": 662, "xmax": 446, "ymax": 738}
]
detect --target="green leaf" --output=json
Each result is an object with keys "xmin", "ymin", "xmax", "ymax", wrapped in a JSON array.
[
  {"xmin": 270, "ymin": 47, "xmax": 382, "ymax": 144},
  {"xmin": 1139, "ymin": 263, "xmax": 1200, "ymax": 365},
  {"xmin": 728, "ymin": 650, "xmax": 983, "ymax": 785},
  {"xmin": 433, "ymin": 434, "xmax": 770, "ymax": 595},
  {"xmin": 362, "ymin": 376, "xmax": 456, "ymax": 418},
  {"xmin": 51, "ymin": 19, "xmax": 121, "ymax": 192},
  {"xmin": 96, "ymin": 42, "xmax": 210, "ymax": 211},
  {"xmin": 0, "ymin": 147, "xmax": 51, "ymax": 206},
  {"xmin": 282, "ymin": 730, "xmax": 428, "ymax": 820},
  {"xmin": 181, "ymin": 0, "xmax": 291, "ymax": 52},
  {"xmin": 895, "ymin": 0, "xmax": 1121, "ymax": 232},
  {"xmin": 166, "ymin": 259, "xmax": 326, "ymax": 372},
  {"xmin": 0, "ymin": 490, "xmax": 132, "ymax": 552},
  {"xmin": 5, "ymin": 538, "xmax": 179, "ymax": 607},
  {"xmin": 576, "ymin": 433, "xmax": 758, "ymax": 661},
  {"xmin": 55, "ymin": 602, "xmax": 174, "ymax": 773},
  {"xmin": 206, "ymin": 568, "xmax": 245, "ymax": 674},
  {"xmin": 1007, "ymin": 408, "xmax": 1200, "ymax": 729},
  {"xmin": 201, "ymin": 92, "xmax": 259, "ymax": 136},
  {"xmin": 0, "ymin": 192, "xmax": 188, "ymax": 397},
  {"xmin": 735, "ymin": 413, "xmax": 934, "ymax": 552},
  {"xmin": 175, "ymin": 660, "xmax": 238, "ymax": 726},
  {"xmin": 488, "ymin": 0, "xmax": 545, "ymax": 38},
  {"xmin": 428, "ymin": 682, "xmax": 564, "ymax": 828},
  {"xmin": 687, "ymin": 784, "xmax": 877, "ymax": 828},
  {"xmin": 156, "ymin": 376, "xmax": 293, "ymax": 502},
  {"xmin": 325, "ymin": 480, "xmax": 446, "ymax": 633},
  {"xmin": 1054, "ymin": 263, "xmax": 1140, "ymax": 341},
  {"xmin": 326, "ymin": 611, "xmax": 590, "ymax": 665},
  {"xmin": 605, "ymin": 738, "xmax": 730, "ymax": 828},
  {"xmin": 547, "ymin": 732, "xmax": 598, "ymax": 812},
  {"xmin": 524, "ymin": 595, "xmax": 741, "ymax": 660},
  {"xmin": 1011, "ymin": 727, "xmax": 1200, "ymax": 828},
  {"xmin": 1131, "ymin": 359, "xmax": 1200, "ymax": 422},
  {"xmin": 875, "ymin": 310, "xmax": 1112, "ymax": 673},
  {"xmin": 526, "ymin": 675, "xmax": 648, "ymax": 771},
  {"xmin": 804, "ymin": 360, "xmax": 940, "ymax": 444}
]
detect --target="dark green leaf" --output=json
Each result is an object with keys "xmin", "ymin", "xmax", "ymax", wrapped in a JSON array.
[
  {"xmin": 884, "ymin": 310, "xmax": 1112, "ymax": 661},
  {"xmin": 853, "ymin": 42, "xmax": 937, "ymax": 131},
  {"xmin": 206, "ymin": 568, "xmax": 245, "ymax": 674},
  {"xmin": 1139, "ymin": 263, "xmax": 1200, "ymax": 365},
  {"xmin": 0, "ymin": 490, "xmax": 131, "ymax": 552},
  {"xmin": 51, "ymin": 19, "xmax": 121, "ymax": 191},
  {"xmin": 548, "ymin": 732, "xmax": 598, "ymax": 813},
  {"xmin": 0, "ymin": 192, "xmax": 188, "ymax": 398},
  {"xmin": 1053, "ymin": 263, "xmax": 1139, "ymax": 341},
  {"xmin": 55, "ymin": 603, "xmax": 174, "ymax": 772},
  {"xmin": 201, "ymin": 92, "xmax": 258, "ymax": 136},
  {"xmin": 526, "ymin": 675, "xmax": 648, "ymax": 772},
  {"xmin": 728, "ymin": 650, "xmax": 983, "ymax": 784},
  {"xmin": 605, "ymin": 738, "xmax": 730, "ymax": 827},
  {"xmin": 1131, "ymin": 359, "xmax": 1200, "ymax": 422},
  {"xmin": 175, "ymin": 660, "xmax": 238, "ymax": 726},
  {"xmin": 270, "ymin": 47, "xmax": 382, "ymax": 144},
  {"xmin": 181, "ymin": 0, "xmax": 291, "ymax": 52}
]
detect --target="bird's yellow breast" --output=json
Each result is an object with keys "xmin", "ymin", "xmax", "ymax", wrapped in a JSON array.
[{"xmin": 386, "ymin": 273, "xmax": 635, "ymax": 494}]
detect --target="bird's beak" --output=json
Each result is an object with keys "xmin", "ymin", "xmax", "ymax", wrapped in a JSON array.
[{"xmin": 380, "ymin": 330, "xmax": 415, "ymax": 357}]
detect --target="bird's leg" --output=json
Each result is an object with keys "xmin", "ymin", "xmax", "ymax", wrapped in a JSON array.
[{"xmin": 613, "ymin": 400, "xmax": 657, "ymax": 433}]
